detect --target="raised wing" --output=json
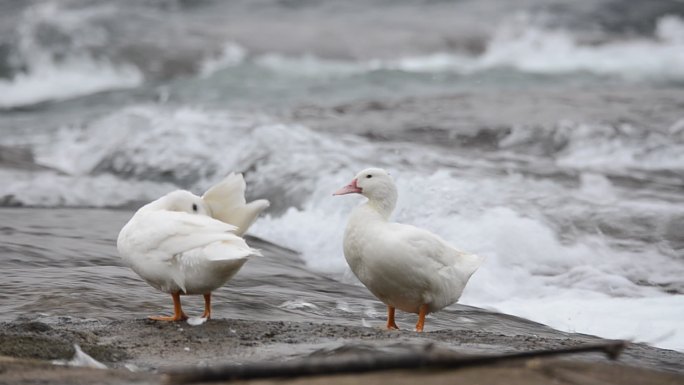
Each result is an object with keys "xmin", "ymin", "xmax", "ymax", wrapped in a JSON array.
[{"xmin": 202, "ymin": 173, "xmax": 270, "ymax": 236}]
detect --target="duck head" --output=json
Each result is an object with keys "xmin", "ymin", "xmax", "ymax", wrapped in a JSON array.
[
  {"xmin": 146, "ymin": 190, "xmax": 211, "ymax": 216},
  {"xmin": 334, "ymin": 168, "xmax": 398, "ymax": 218}
]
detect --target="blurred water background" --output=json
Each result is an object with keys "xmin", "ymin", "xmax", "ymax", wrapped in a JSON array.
[{"xmin": 1, "ymin": 0, "xmax": 683, "ymax": 351}]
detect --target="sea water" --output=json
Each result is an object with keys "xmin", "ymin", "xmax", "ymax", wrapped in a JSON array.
[{"xmin": 1, "ymin": 0, "xmax": 683, "ymax": 352}]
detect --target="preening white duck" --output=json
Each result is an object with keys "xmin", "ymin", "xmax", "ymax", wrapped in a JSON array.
[
  {"xmin": 117, "ymin": 173, "xmax": 269, "ymax": 321},
  {"xmin": 334, "ymin": 168, "xmax": 483, "ymax": 332}
]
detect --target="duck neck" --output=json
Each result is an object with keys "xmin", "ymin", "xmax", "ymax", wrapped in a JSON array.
[
  {"xmin": 365, "ymin": 189, "xmax": 397, "ymax": 220},
  {"xmin": 140, "ymin": 194, "xmax": 173, "ymax": 213}
]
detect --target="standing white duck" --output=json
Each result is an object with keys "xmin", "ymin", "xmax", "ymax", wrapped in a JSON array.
[
  {"xmin": 334, "ymin": 168, "xmax": 483, "ymax": 332},
  {"xmin": 117, "ymin": 173, "xmax": 269, "ymax": 321}
]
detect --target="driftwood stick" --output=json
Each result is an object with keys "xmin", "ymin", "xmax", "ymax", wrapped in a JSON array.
[{"xmin": 164, "ymin": 340, "xmax": 627, "ymax": 384}]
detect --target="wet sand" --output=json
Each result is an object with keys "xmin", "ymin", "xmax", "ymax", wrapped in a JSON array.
[
  {"xmin": 2, "ymin": 207, "xmax": 684, "ymax": 384},
  {"xmin": 1, "ymin": 315, "xmax": 684, "ymax": 385},
  {"xmin": 3, "ymin": 355, "xmax": 683, "ymax": 385},
  {"xmin": 3, "ymin": 231, "xmax": 684, "ymax": 384}
]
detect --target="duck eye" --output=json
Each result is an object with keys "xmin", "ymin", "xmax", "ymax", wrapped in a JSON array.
[
  {"xmin": 366, "ymin": 174, "xmax": 372, "ymax": 179},
  {"xmin": 192, "ymin": 203, "xmax": 198, "ymax": 212}
]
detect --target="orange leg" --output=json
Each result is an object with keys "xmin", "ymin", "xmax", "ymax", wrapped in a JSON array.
[
  {"xmin": 386, "ymin": 306, "xmax": 399, "ymax": 330},
  {"xmin": 149, "ymin": 292, "xmax": 188, "ymax": 322},
  {"xmin": 415, "ymin": 304, "xmax": 429, "ymax": 332},
  {"xmin": 201, "ymin": 293, "xmax": 212, "ymax": 319}
]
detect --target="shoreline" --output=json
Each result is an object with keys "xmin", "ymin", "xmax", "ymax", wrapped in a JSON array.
[
  {"xmin": 2, "ymin": 208, "xmax": 684, "ymax": 384},
  {"xmin": 1, "ymin": 316, "xmax": 683, "ymax": 385}
]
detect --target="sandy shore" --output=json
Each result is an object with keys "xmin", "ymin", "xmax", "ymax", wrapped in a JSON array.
[
  {"xmin": 1, "ymin": 313, "xmax": 683, "ymax": 385},
  {"xmin": 2, "ymin": 211, "xmax": 684, "ymax": 384}
]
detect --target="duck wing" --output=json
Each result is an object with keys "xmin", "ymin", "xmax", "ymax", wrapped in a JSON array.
[
  {"xmin": 118, "ymin": 211, "xmax": 257, "ymax": 262},
  {"xmin": 385, "ymin": 222, "xmax": 483, "ymax": 275},
  {"xmin": 202, "ymin": 173, "xmax": 270, "ymax": 236}
]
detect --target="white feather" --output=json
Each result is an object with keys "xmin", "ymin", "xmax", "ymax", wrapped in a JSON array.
[
  {"xmin": 202, "ymin": 172, "xmax": 270, "ymax": 236},
  {"xmin": 339, "ymin": 168, "xmax": 483, "ymax": 314},
  {"xmin": 117, "ymin": 188, "xmax": 262, "ymax": 295}
]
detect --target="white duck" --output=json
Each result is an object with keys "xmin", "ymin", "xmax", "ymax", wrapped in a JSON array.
[
  {"xmin": 334, "ymin": 168, "xmax": 483, "ymax": 332},
  {"xmin": 117, "ymin": 173, "xmax": 269, "ymax": 321}
]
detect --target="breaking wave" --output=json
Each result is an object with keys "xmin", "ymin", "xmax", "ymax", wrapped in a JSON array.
[
  {"xmin": 201, "ymin": 15, "xmax": 684, "ymax": 83},
  {"xmin": 1, "ymin": 104, "xmax": 683, "ymax": 351},
  {"xmin": 0, "ymin": 3, "xmax": 142, "ymax": 109}
]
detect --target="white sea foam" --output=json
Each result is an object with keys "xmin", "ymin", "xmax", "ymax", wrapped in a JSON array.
[
  {"xmin": 401, "ymin": 15, "xmax": 684, "ymax": 80},
  {"xmin": 335, "ymin": 300, "xmax": 351, "ymax": 313},
  {"xmin": 202, "ymin": 14, "xmax": 684, "ymax": 82},
  {"xmin": 200, "ymin": 42, "xmax": 247, "ymax": 77},
  {"xmin": 0, "ymin": 57, "xmax": 143, "ymax": 109},
  {"xmin": 4, "ymin": 8, "xmax": 682, "ymax": 109},
  {"xmin": 0, "ymin": 169, "xmax": 176, "ymax": 207},
  {"xmin": 279, "ymin": 300, "xmax": 319, "ymax": 310},
  {"xmin": 0, "ymin": 105, "xmax": 370, "ymax": 206},
  {"xmin": 2, "ymin": 105, "xmax": 682, "ymax": 351},
  {"xmin": 478, "ymin": 14, "xmax": 684, "ymax": 79},
  {"xmin": 252, "ymin": 169, "xmax": 684, "ymax": 351},
  {"xmin": 0, "ymin": 3, "xmax": 143, "ymax": 108},
  {"xmin": 553, "ymin": 121, "xmax": 684, "ymax": 173},
  {"xmin": 402, "ymin": 15, "xmax": 684, "ymax": 80},
  {"xmin": 493, "ymin": 295, "xmax": 684, "ymax": 351}
]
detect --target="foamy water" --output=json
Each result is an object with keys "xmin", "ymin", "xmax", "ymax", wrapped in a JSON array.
[
  {"xmin": 1, "ymin": 0, "xmax": 683, "ymax": 353},
  {"xmin": 4, "ymin": 7, "xmax": 684, "ymax": 109},
  {"xmin": 0, "ymin": 3, "xmax": 143, "ymax": 109},
  {"xmin": 251, "ymin": 169, "xmax": 684, "ymax": 351},
  {"xmin": 2, "ymin": 105, "xmax": 682, "ymax": 351},
  {"xmin": 200, "ymin": 15, "xmax": 684, "ymax": 82},
  {"xmin": 0, "ymin": 57, "xmax": 143, "ymax": 109},
  {"xmin": 477, "ymin": 14, "xmax": 684, "ymax": 80}
]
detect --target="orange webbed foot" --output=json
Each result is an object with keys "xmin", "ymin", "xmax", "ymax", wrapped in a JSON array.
[{"xmin": 149, "ymin": 292, "xmax": 188, "ymax": 322}]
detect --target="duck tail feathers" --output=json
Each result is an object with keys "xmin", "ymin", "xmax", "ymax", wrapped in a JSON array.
[{"xmin": 456, "ymin": 251, "xmax": 485, "ymax": 279}]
